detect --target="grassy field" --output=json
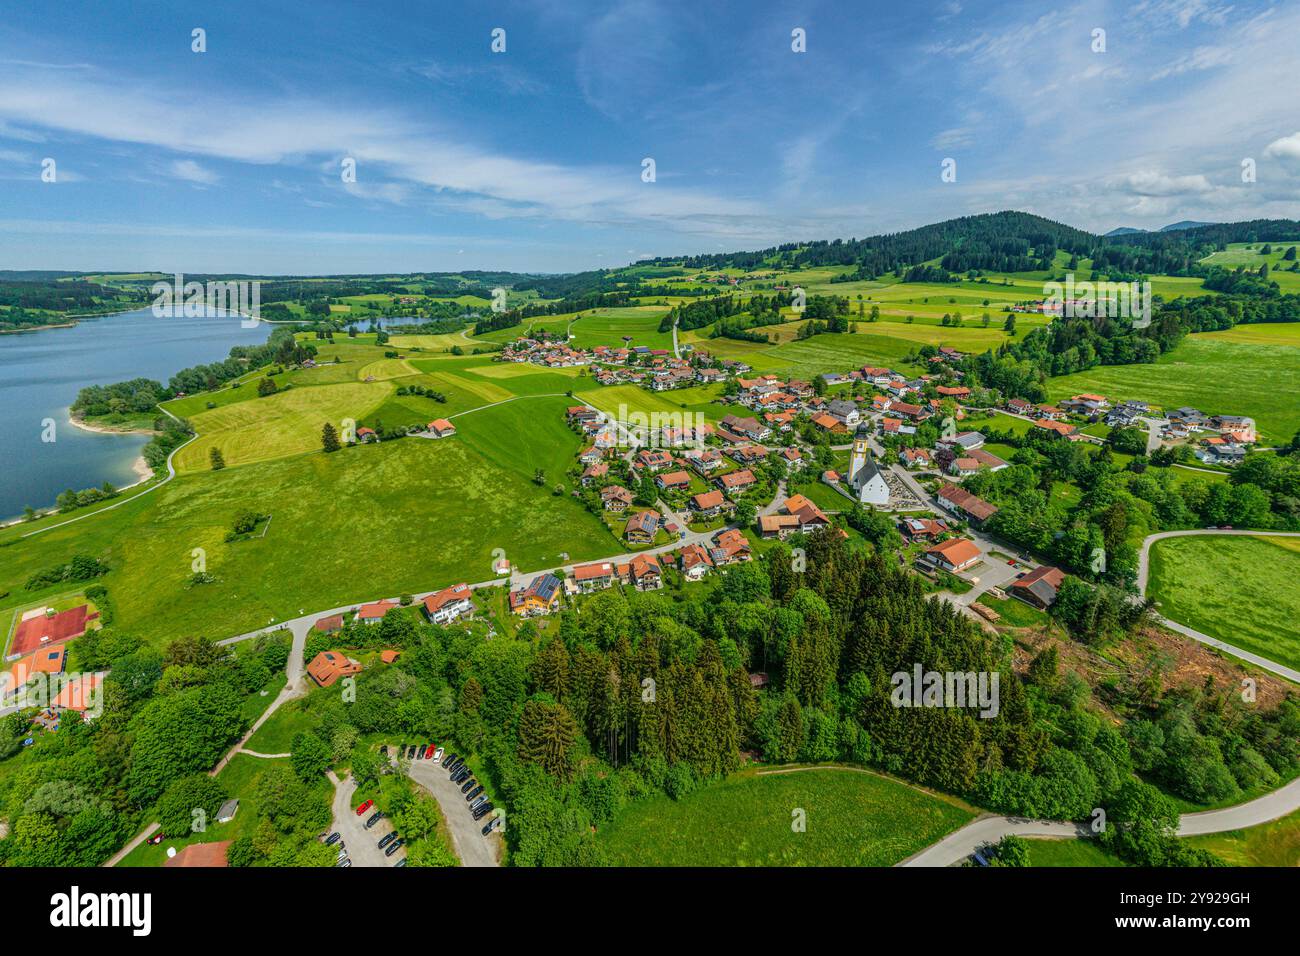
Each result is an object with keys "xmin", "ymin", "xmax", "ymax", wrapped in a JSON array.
[
  {"xmin": 0, "ymin": 396, "xmax": 619, "ymax": 646},
  {"xmin": 1048, "ymin": 332, "xmax": 1300, "ymax": 443},
  {"xmin": 1183, "ymin": 807, "xmax": 1300, "ymax": 866},
  {"xmin": 1147, "ymin": 535, "xmax": 1300, "ymax": 673},
  {"xmin": 976, "ymin": 594, "xmax": 1049, "ymax": 629},
  {"xmin": 596, "ymin": 766, "xmax": 976, "ymax": 866},
  {"xmin": 1023, "ymin": 838, "xmax": 1125, "ymax": 867}
]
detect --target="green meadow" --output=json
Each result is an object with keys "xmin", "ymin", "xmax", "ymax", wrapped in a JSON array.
[
  {"xmin": 1147, "ymin": 535, "xmax": 1300, "ymax": 673},
  {"xmin": 596, "ymin": 766, "xmax": 976, "ymax": 866}
]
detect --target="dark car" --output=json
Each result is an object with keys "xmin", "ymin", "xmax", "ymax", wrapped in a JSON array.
[
  {"xmin": 377, "ymin": 831, "xmax": 398, "ymax": 850},
  {"xmin": 481, "ymin": 817, "xmax": 500, "ymax": 836},
  {"xmin": 445, "ymin": 756, "xmax": 462, "ymax": 772},
  {"xmin": 365, "ymin": 811, "xmax": 383, "ymax": 829},
  {"xmin": 453, "ymin": 769, "xmax": 470, "ymax": 784},
  {"xmin": 469, "ymin": 795, "xmax": 486, "ymax": 811},
  {"xmin": 472, "ymin": 802, "xmax": 494, "ymax": 821},
  {"xmin": 325, "ymin": 831, "xmax": 341, "ymax": 846},
  {"xmin": 460, "ymin": 778, "xmax": 477, "ymax": 794},
  {"xmin": 465, "ymin": 785, "xmax": 484, "ymax": 802},
  {"xmin": 384, "ymin": 838, "xmax": 405, "ymax": 857},
  {"xmin": 394, "ymin": 858, "xmax": 407, "ymax": 867}
]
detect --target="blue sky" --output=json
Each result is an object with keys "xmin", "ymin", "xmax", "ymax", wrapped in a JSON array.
[{"xmin": 1, "ymin": 0, "xmax": 1298, "ymax": 274}]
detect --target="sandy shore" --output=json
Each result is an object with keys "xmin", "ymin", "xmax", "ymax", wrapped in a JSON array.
[{"xmin": 66, "ymin": 414, "xmax": 155, "ymax": 437}]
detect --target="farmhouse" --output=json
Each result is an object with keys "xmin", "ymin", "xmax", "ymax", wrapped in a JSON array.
[
  {"xmin": 624, "ymin": 553, "xmax": 663, "ymax": 590},
  {"xmin": 899, "ymin": 516, "xmax": 950, "ymax": 541},
  {"xmin": 899, "ymin": 447, "xmax": 933, "ymax": 468},
  {"xmin": 936, "ymin": 385, "xmax": 970, "ymax": 399},
  {"xmin": 1034, "ymin": 419, "xmax": 1078, "ymax": 438},
  {"xmin": 923, "ymin": 537, "xmax": 982, "ymax": 573},
  {"xmin": 314, "ymin": 614, "xmax": 344, "ymax": 634},
  {"xmin": 427, "ymin": 418, "xmax": 456, "ymax": 439},
  {"xmin": 939, "ymin": 431, "xmax": 985, "ymax": 452},
  {"xmin": 678, "ymin": 543, "xmax": 714, "ymax": 580},
  {"xmin": 1008, "ymin": 565, "xmax": 1066, "ymax": 609},
  {"xmin": 690, "ymin": 489, "xmax": 726, "ymax": 517},
  {"xmin": 636, "ymin": 449, "xmax": 674, "ymax": 473},
  {"xmin": 810, "ymin": 412, "xmax": 845, "ymax": 434},
  {"xmin": 655, "ymin": 469, "xmax": 692, "ymax": 492},
  {"xmin": 826, "ymin": 399, "xmax": 861, "ymax": 426},
  {"xmin": 422, "ymin": 583, "xmax": 474, "ymax": 625},
  {"xmin": 936, "ymin": 483, "xmax": 999, "ymax": 524},
  {"xmin": 710, "ymin": 528, "xmax": 753, "ymax": 565},
  {"xmin": 729, "ymin": 444, "xmax": 768, "ymax": 466},
  {"xmin": 580, "ymin": 461, "xmax": 609, "ymax": 485},
  {"xmin": 682, "ymin": 447, "xmax": 723, "ymax": 474},
  {"xmin": 307, "ymin": 651, "xmax": 363, "ymax": 688}
]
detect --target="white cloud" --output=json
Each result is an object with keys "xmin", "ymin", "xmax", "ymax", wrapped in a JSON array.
[
  {"xmin": 1263, "ymin": 131, "xmax": 1300, "ymax": 162},
  {"xmin": 168, "ymin": 159, "xmax": 219, "ymax": 185},
  {"xmin": 1115, "ymin": 170, "xmax": 1215, "ymax": 197}
]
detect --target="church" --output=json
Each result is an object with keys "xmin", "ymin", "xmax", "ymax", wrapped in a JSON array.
[{"xmin": 847, "ymin": 422, "xmax": 890, "ymax": 506}]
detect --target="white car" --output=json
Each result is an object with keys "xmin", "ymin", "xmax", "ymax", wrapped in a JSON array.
[{"xmin": 432, "ymin": 746, "xmax": 445, "ymax": 765}]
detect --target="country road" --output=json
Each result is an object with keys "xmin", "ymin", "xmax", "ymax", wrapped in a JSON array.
[{"xmin": 900, "ymin": 772, "xmax": 1300, "ymax": 867}]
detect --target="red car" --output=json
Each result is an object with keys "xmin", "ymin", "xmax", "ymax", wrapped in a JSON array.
[
  {"xmin": 424, "ymin": 744, "xmax": 436, "ymax": 760},
  {"xmin": 355, "ymin": 799, "xmax": 374, "ymax": 816}
]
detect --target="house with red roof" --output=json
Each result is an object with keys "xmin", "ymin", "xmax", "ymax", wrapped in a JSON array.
[{"xmin": 422, "ymin": 583, "xmax": 474, "ymax": 625}]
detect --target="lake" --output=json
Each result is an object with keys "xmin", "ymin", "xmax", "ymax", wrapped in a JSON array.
[{"xmin": 0, "ymin": 309, "xmax": 271, "ymax": 520}]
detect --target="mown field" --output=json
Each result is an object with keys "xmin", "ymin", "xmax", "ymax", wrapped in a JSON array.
[
  {"xmin": 1048, "ymin": 330, "xmax": 1300, "ymax": 443},
  {"xmin": 1147, "ymin": 535, "xmax": 1300, "ymax": 673},
  {"xmin": 596, "ymin": 766, "xmax": 976, "ymax": 866},
  {"xmin": 1183, "ymin": 807, "xmax": 1300, "ymax": 866}
]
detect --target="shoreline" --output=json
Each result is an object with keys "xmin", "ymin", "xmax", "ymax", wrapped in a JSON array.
[{"xmin": 66, "ymin": 413, "xmax": 156, "ymax": 437}]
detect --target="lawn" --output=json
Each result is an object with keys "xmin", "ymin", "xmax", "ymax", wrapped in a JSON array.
[
  {"xmin": 0, "ymin": 396, "xmax": 620, "ymax": 647},
  {"xmin": 574, "ymin": 382, "xmax": 727, "ymax": 423},
  {"xmin": 1047, "ymin": 333, "xmax": 1300, "ymax": 443},
  {"xmin": 596, "ymin": 766, "xmax": 976, "ymax": 866},
  {"xmin": 1023, "ymin": 837, "xmax": 1125, "ymax": 867},
  {"xmin": 1182, "ymin": 806, "xmax": 1300, "ymax": 866},
  {"xmin": 976, "ymin": 594, "xmax": 1049, "ymax": 629},
  {"xmin": 1147, "ymin": 535, "xmax": 1300, "ymax": 673}
]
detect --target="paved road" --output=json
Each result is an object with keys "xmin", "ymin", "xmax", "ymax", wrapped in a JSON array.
[
  {"xmin": 407, "ymin": 759, "xmax": 501, "ymax": 867},
  {"xmin": 901, "ymin": 772, "xmax": 1300, "ymax": 866},
  {"xmin": 329, "ymin": 771, "xmax": 399, "ymax": 867}
]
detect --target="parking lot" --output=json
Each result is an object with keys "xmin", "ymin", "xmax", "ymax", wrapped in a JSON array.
[
  {"xmin": 405, "ymin": 754, "xmax": 501, "ymax": 868},
  {"xmin": 329, "ymin": 773, "xmax": 403, "ymax": 867}
]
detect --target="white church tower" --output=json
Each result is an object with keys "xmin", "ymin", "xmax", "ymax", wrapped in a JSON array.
[{"xmin": 848, "ymin": 423, "xmax": 890, "ymax": 506}]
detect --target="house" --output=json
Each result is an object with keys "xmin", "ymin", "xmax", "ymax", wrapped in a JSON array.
[
  {"xmin": 826, "ymin": 399, "xmax": 861, "ymax": 426},
  {"xmin": 580, "ymin": 461, "xmax": 609, "ymax": 486},
  {"xmin": 509, "ymin": 573, "xmax": 562, "ymax": 616},
  {"xmin": 314, "ymin": 614, "xmax": 344, "ymax": 634},
  {"xmin": 936, "ymin": 385, "xmax": 970, "ymax": 399},
  {"xmin": 1214, "ymin": 415, "xmax": 1257, "ymax": 444},
  {"xmin": 936, "ymin": 483, "xmax": 999, "ymax": 524},
  {"xmin": 780, "ymin": 446, "xmax": 804, "ymax": 470},
  {"xmin": 625, "ymin": 553, "xmax": 663, "ymax": 590},
  {"xmin": 566, "ymin": 405, "xmax": 600, "ymax": 424},
  {"xmin": 810, "ymin": 412, "xmax": 845, "ymax": 433},
  {"xmin": 948, "ymin": 457, "xmax": 982, "ymax": 478},
  {"xmin": 871, "ymin": 395, "xmax": 893, "ymax": 414},
  {"xmin": 678, "ymin": 543, "xmax": 714, "ymax": 580},
  {"xmin": 636, "ymin": 449, "xmax": 675, "ymax": 473},
  {"xmin": 1009, "ymin": 565, "xmax": 1066, "ymax": 609},
  {"xmin": 600, "ymin": 485, "xmax": 634, "ymax": 512},
  {"xmin": 682, "ymin": 447, "xmax": 724, "ymax": 474},
  {"xmin": 822, "ymin": 470, "xmax": 841, "ymax": 485},
  {"xmin": 217, "ymin": 799, "xmax": 239, "ymax": 823},
  {"xmin": 966, "ymin": 448, "xmax": 1009, "ymax": 472},
  {"xmin": 719, "ymin": 414, "xmax": 771, "ymax": 442},
  {"xmin": 624, "ymin": 509, "xmax": 660, "ymax": 543},
  {"xmin": 9, "ymin": 604, "xmax": 95, "ymax": 657},
  {"xmin": 899, "ymin": 516, "xmax": 950, "ymax": 541},
  {"xmin": 716, "ymin": 469, "xmax": 757, "ymax": 496},
  {"xmin": 164, "ymin": 841, "xmax": 232, "ymax": 868},
  {"xmin": 729, "ymin": 444, "xmax": 768, "ymax": 466},
  {"xmin": 423, "ymin": 583, "xmax": 474, "ymax": 625},
  {"xmin": 890, "ymin": 401, "xmax": 929, "ymax": 422},
  {"xmin": 307, "ymin": 651, "xmax": 363, "ymax": 688},
  {"xmin": 49, "ymin": 673, "xmax": 103, "ymax": 717},
  {"xmin": 1034, "ymin": 419, "xmax": 1078, "ymax": 438},
  {"xmin": 924, "ymin": 537, "xmax": 983, "ymax": 573},
  {"xmin": 577, "ymin": 445, "xmax": 604, "ymax": 466},
  {"xmin": 572, "ymin": 562, "xmax": 616, "ymax": 592},
  {"xmin": 427, "ymin": 418, "xmax": 457, "ymax": 439},
  {"xmin": 1036, "ymin": 404, "xmax": 1066, "ymax": 421},
  {"xmin": 1007, "ymin": 397, "xmax": 1034, "ymax": 416},
  {"xmin": 759, "ymin": 493, "xmax": 829, "ymax": 538},
  {"xmin": 356, "ymin": 599, "xmax": 399, "ymax": 624},
  {"xmin": 899, "ymin": 447, "xmax": 933, "ymax": 469},
  {"xmin": 690, "ymin": 489, "xmax": 726, "ymax": 517},
  {"xmin": 356, "ymin": 426, "xmax": 378, "ymax": 443},
  {"xmin": 710, "ymin": 528, "xmax": 753, "ymax": 565},
  {"xmin": 3, "ymin": 646, "xmax": 67, "ymax": 701},
  {"xmin": 655, "ymin": 469, "xmax": 692, "ymax": 492},
  {"xmin": 380, "ymin": 649, "xmax": 401, "ymax": 663}
]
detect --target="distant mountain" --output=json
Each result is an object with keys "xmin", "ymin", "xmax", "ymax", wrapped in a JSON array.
[
  {"xmin": 1103, "ymin": 227, "xmax": 1143, "ymax": 237},
  {"xmin": 1160, "ymin": 220, "xmax": 1217, "ymax": 233}
]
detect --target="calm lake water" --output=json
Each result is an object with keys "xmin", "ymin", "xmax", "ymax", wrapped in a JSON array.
[{"xmin": 0, "ymin": 309, "xmax": 271, "ymax": 519}]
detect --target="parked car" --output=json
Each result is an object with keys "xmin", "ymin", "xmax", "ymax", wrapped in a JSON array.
[
  {"xmin": 337, "ymin": 857, "xmax": 351, "ymax": 868},
  {"xmin": 385, "ymin": 838, "xmax": 405, "ymax": 857},
  {"xmin": 473, "ymin": 802, "xmax": 494, "ymax": 821},
  {"xmin": 481, "ymin": 817, "xmax": 500, "ymax": 835},
  {"xmin": 469, "ymin": 795, "xmax": 486, "ymax": 811},
  {"xmin": 377, "ymin": 831, "xmax": 398, "ymax": 850},
  {"xmin": 147, "ymin": 832, "xmax": 165, "ymax": 846},
  {"xmin": 452, "ymin": 768, "xmax": 469, "ymax": 784},
  {"xmin": 432, "ymin": 746, "xmax": 444, "ymax": 764},
  {"xmin": 460, "ymin": 777, "xmax": 477, "ymax": 794},
  {"xmin": 445, "ymin": 755, "xmax": 461, "ymax": 772},
  {"xmin": 425, "ymin": 744, "xmax": 437, "ymax": 760},
  {"xmin": 394, "ymin": 858, "xmax": 407, "ymax": 867},
  {"xmin": 465, "ymin": 785, "xmax": 484, "ymax": 802},
  {"xmin": 355, "ymin": 799, "xmax": 374, "ymax": 816},
  {"xmin": 365, "ymin": 811, "xmax": 383, "ymax": 829},
  {"xmin": 325, "ymin": 831, "xmax": 342, "ymax": 846}
]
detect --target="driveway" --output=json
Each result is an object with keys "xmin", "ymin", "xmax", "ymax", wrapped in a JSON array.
[
  {"xmin": 407, "ymin": 760, "xmax": 501, "ymax": 867},
  {"xmin": 329, "ymin": 771, "xmax": 400, "ymax": 867}
]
